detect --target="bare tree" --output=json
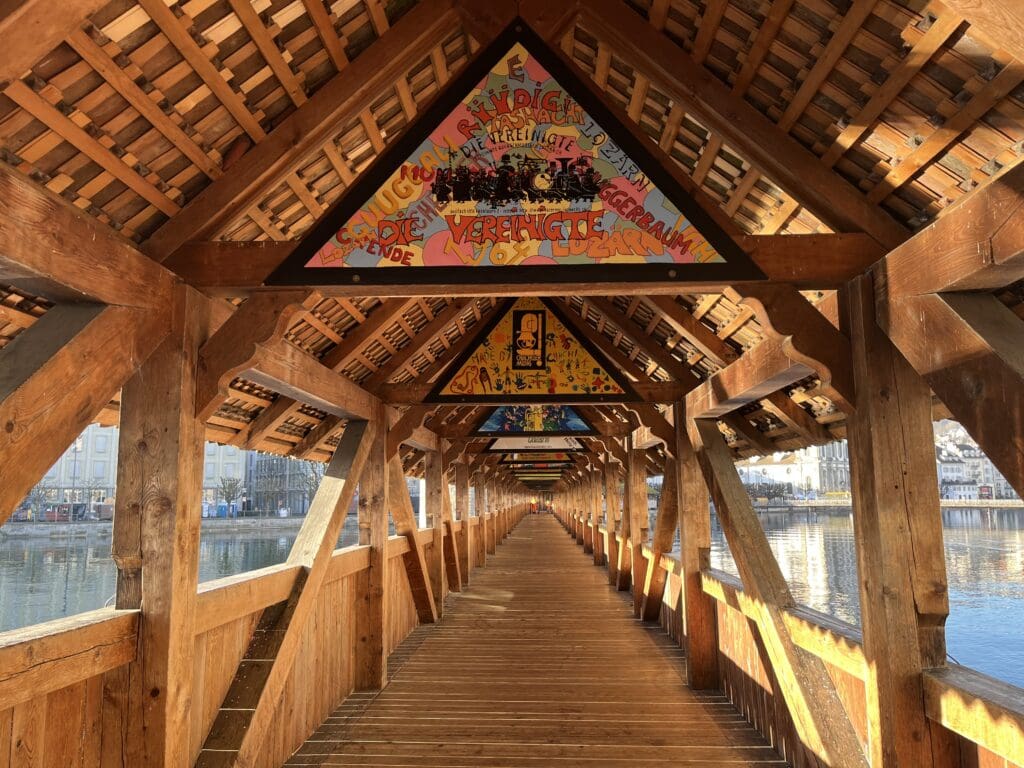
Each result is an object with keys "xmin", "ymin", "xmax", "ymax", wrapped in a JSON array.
[
  {"xmin": 218, "ymin": 476, "xmax": 244, "ymax": 515},
  {"xmin": 301, "ymin": 461, "xmax": 325, "ymax": 511},
  {"xmin": 25, "ymin": 481, "xmax": 53, "ymax": 516}
]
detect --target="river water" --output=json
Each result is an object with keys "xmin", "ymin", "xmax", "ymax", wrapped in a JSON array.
[{"xmin": 0, "ymin": 507, "xmax": 1021, "ymax": 687}]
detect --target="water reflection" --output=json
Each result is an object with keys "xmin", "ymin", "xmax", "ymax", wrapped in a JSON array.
[
  {"xmin": 706, "ymin": 506, "xmax": 1024, "ymax": 687},
  {"xmin": 0, "ymin": 515, "xmax": 364, "ymax": 633},
  {"xmin": 1, "ymin": 508, "xmax": 1021, "ymax": 688}
]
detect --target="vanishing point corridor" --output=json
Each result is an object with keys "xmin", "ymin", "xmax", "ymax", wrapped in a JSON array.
[{"xmin": 287, "ymin": 514, "xmax": 785, "ymax": 767}]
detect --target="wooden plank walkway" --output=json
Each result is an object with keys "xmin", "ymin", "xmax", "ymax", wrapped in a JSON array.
[{"xmin": 286, "ymin": 513, "xmax": 789, "ymax": 767}]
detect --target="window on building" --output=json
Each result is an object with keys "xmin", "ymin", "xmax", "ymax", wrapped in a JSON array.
[
  {"xmin": 69, "ymin": 460, "xmax": 82, "ymax": 479},
  {"xmin": 224, "ymin": 463, "xmax": 237, "ymax": 477},
  {"xmin": 94, "ymin": 434, "xmax": 109, "ymax": 453},
  {"xmin": 92, "ymin": 461, "xmax": 106, "ymax": 479}
]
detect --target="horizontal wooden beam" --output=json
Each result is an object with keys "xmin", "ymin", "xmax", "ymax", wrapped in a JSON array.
[
  {"xmin": 0, "ymin": 164, "xmax": 175, "ymax": 306},
  {"xmin": 172, "ymin": 233, "xmax": 884, "ymax": 294},
  {"xmin": 923, "ymin": 664, "xmax": 1024, "ymax": 768},
  {"xmin": 874, "ymin": 163, "xmax": 1024, "ymax": 297},
  {"xmin": 686, "ymin": 336, "xmax": 814, "ymax": 418},
  {"xmin": 244, "ymin": 337, "xmax": 379, "ymax": 420},
  {"xmin": 378, "ymin": 380, "xmax": 689, "ymax": 404},
  {"xmin": 0, "ymin": 608, "xmax": 138, "ymax": 711},
  {"xmin": 701, "ymin": 569, "xmax": 867, "ymax": 681}
]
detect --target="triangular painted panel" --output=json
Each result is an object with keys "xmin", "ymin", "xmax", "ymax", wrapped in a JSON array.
[
  {"xmin": 267, "ymin": 21, "xmax": 763, "ymax": 287},
  {"xmin": 476, "ymin": 405, "xmax": 595, "ymax": 435},
  {"xmin": 427, "ymin": 297, "xmax": 634, "ymax": 403}
]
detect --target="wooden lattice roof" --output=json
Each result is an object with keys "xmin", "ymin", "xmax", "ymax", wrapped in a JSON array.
[{"xmin": 3, "ymin": 0, "xmax": 1024, "ymax": 473}]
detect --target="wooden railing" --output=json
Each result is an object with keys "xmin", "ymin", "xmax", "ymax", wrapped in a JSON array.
[
  {"xmin": 562, "ymin": 514, "xmax": 1024, "ymax": 768},
  {"xmin": 0, "ymin": 509, "xmax": 523, "ymax": 767}
]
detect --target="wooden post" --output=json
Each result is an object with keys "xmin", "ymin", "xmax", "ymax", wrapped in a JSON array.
[
  {"xmin": 424, "ymin": 450, "xmax": 446, "ymax": 616},
  {"xmin": 474, "ymin": 475, "xmax": 487, "ymax": 567},
  {"xmin": 627, "ymin": 446, "xmax": 648, "ymax": 616},
  {"xmin": 486, "ymin": 480, "xmax": 496, "ymax": 554},
  {"xmin": 675, "ymin": 407, "xmax": 719, "ymax": 689},
  {"xmin": 105, "ymin": 285, "xmax": 206, "ymax": 768},
  {"xmin": 388, "ymin": 455, "xmax": 437, "ymax": 623},
  {"xmin": 582, "ymin": 474, "xmax": 594, "ymax": 553},
  {"xmin": 591, "ymin": 473, "xmax": 603, "ymax": 566},
  {"xmin": 689, "ymin": 417, "xmax": 868, "ymax": 768},
  {"xmin": 842, "ymin": 275, "xmax": 958, "ymax": 768},
  {"xmin": 604, "ymin": 458, "xmax": 620, "ymax": 586},
  {"xmin": 616, "ymin": 466, "xmax": 632, "ymax": 592},
  {"xmin": 355, "ymin": 401, "xmax": 388, "ymax": 690},
  {"xmin": 456, "ymin": 462, "xmax": 472, "ymax": 581},
  {"xmin": 641, "ymin": 456, "xmax": 679, "ymax": 622}
]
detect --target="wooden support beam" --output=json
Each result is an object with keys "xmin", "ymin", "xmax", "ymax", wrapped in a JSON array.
[
  {"xmin": 172, "ymin": 233, "xmax": 884, "ymax": 293},
  {"xmin": 604, "ymin": 459, "xmax": 620, "ymax": 586},
  {"xmin": 355, "ymin": 402, "xmax": 388, "ymax": 690},
  {"xmin": 761, "ymin": 391, "xmax": 832, "ymax": 445},
  {"xmin": 686, "ymin": 335, "xmax": 814, "ymax": 418},
  {"xmin": 938, "ymin": 0, "xmax": 1024, "ymax": 63},
  {"xmin": 387, "ymin": 405, "xmax": 434, "ymax": 457},
  {"xmin": 880, "ymin": 290, "xmax": 1024, "ymax": 499},
  {"xmin": 577, "ymin": 0, "xmax": 909, "ymax": 249},
  {"xmin": 842, "ymin": 275, "xmax": 957, "ymax": 768},
  {"xmin": 0, "ymin": 0, "xmax": 107, "ymax": 84},
  {"xmin": 0, "ymin": 609, "xmax": 138, "ymax": 712},
  {"xmin": 675, "ymin": 408, "xmax": 718, "ymax": 688},
  {"xmin": 389, "ymin": 454, "xmax": 437, "ymax": 623},
  {"xmin": 874, "ymin": 162, "xmax": 1024, "ymax": 296},
  {"xmin": 627, "ymin": 446, "xmax": 648, "ymax": 616},
  {"xmin": 647, "ymin": 296, "xmax": 738, "ymax": 366},
  {"xmin": 244, "ymin": 337, "xmax": 378, "ymax": 420},
  {"xmin": 107, "ymin": 285, "xmax": 208, "ymax": 768},
  {"xmin": 736, "ymin": 286, "xmax": 853, "ymax": 413},
  {"xmin": 196, "ymin": 291, "xmax": 313, "ymax": 421},
  {"xmin": 455, "ymin": 461, "xmax": 472, "ymax": 585},
  {"xmin": 0, "ymin": 164, "xmax": 175, "ymax": 306},
  {"xmin": 441, "ymin": 476, "xmax": 463, "ymax": 592},
  {"xmin": 0, "ymin": 304, "xmax": 169, "ymax": 524},
  {"xmin": 424, "ymin": 451, "xmax": 446, "ymax": 611},
  {"xmin": 198, "ymin": 420, "xmax": 374, "ymax": 767},
  {"xmin": 688, "ymin": 418, "xmax": 868, "ymax": 768},
  {"xmin": 641, "ymin": 455, "xmax": 678, "ymax": 622},
  {"xmin": 143, "ymin": 1, "xmax": 459, "ymax": 260}
]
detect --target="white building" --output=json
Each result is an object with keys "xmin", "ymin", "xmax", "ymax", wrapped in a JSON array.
[{"xmin": 736, "ymin": 441, "xmax": 850, "ymax": 497}]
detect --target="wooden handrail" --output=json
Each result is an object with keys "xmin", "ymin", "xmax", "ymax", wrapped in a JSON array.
[
  {"xmin": 699, "ymin": 567, "xmax": 1024, "ymax": 766},
  {"xmin": 0, "ymin": 607, "xmax": 139, "ymax": 711}
]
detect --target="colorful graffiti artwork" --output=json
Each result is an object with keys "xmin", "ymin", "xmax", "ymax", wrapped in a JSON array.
[
  {"xmin": 429, "ymin": 297, "xmax": 631, "ymax": 402},
  {"xmin": 267, "ymin": 25, "xmax": 760, "ymax": 286},
  {"xmin": 477, "ymin": 405, "xmax": 594, "ymax": 435},
  {"xmin": 487, "ymin": 436, "xmax": 583, "ymax": 451}
]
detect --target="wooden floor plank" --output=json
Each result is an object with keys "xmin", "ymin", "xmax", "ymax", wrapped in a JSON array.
[{"xmin": 284, "ymin": 515, "xmax": 788, "ymax": 767}]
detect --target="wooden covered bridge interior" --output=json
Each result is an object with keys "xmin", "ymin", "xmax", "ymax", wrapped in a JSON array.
[{"xmin": 2, "ymin": 0, "xmax": 1024, "ymax": 766}]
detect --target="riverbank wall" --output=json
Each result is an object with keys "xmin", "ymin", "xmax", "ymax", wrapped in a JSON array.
[{"xmin": 0, "ymin": 516, "xmax": 307, "ymax": 539}]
